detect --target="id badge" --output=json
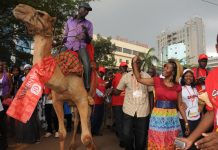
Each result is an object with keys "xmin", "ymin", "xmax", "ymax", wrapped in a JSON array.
[
  {"xmin": 202, "ymin": 85, "xmax": 206, "ymax": 90},
  {"xmin": 133, "ymin": 90, "xmax": 142, "ymax": 98},
  {"xmin": 188, "ymin": 106, "xmax": 198, "ymax": 118}
]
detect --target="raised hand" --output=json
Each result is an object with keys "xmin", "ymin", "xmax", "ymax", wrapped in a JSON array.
[
  {"xmin": 195, "ymin": 132, "xmax": 218, "ymax": 150},
  {"xmin": 132, "ymin": 56, "xmax": 139, "ymax": 63}
]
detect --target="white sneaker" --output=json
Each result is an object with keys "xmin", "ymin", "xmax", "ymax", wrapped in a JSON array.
[
  {"xmin": 54, "ymin": 132, "xmax": 59, "ymax": 138},
  {"xmin": 44, "ymin": 132, "xmax": 52, "ymax": 138}
]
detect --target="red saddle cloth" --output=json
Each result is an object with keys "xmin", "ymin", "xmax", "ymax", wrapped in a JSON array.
[
  {"xmin": 55, "ymin": 50, "xmax": 83, "ymax": 76},
  {"xmin": 55, "ymin": 44, "xmax": 95, "ymax": 76}
]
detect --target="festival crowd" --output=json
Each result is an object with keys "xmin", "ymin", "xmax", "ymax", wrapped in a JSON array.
[{"xmin": 0, "ymin": 52, "xmax": 213, "ymax": 150}]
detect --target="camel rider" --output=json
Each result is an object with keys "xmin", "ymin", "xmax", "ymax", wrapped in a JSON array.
[{"xmin": 63, "ymin": 3, "xmax": 93, "ymax": 91}]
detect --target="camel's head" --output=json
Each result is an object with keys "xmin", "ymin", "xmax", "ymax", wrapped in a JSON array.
[{"xmin": 13, "ymin": 4, "xmax": 56, "ymax": 36}]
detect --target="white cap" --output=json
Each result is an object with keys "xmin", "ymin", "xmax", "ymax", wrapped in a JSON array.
[
  {"xmin": 24, "ymin": 64, "xmax": 32, "ymax": 70},
  {"xmin": 183, "ymin": 69, "xmax": 193, "ymax": 75}
]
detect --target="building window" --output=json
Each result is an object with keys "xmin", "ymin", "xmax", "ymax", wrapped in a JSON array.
[
  {"xmin": 126, "ymin": 60, "xmax": 129, "ymax": 64},
  {"xmin": 139, "ymin": 52, "xmax": 144, "ymax": 57},
  {"xmin": 123, "ymin": 48, "xmax": 132, "ymax": 54},
  {"xmin": 119, "ymin": 59, "xmax": 122, "ymax": 62},
  {"xmin": 133, "ymin": 50, "xmax": 139, "ymax": 55},
  {"xmin": 115, "ymin": 46, "xmax": 122, "ymax": 52}
]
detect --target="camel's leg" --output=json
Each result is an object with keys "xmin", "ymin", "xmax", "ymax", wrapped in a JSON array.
[
  {"xmin": 53, "ymin": 99, "xmax": 66, "ymax": 150},
  {"xmin": 69, "ymin": 107, "xmax": 79, "ymax": 150},
  {"xmin": 75, "ymin": 98, "xmax": 95, "ymax": 150}
]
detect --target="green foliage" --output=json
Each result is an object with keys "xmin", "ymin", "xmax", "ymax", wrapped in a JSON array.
[
  {"xmin": 0, "ymin": 0, "xmax": 93, "ymax": 64},
  {"xmin": 141, "ymin": 48, "xmax": 159, "ymax": 71},
  {"xmin": 92, "ymin": 34, "xmax": 116, "ymax": 67}
]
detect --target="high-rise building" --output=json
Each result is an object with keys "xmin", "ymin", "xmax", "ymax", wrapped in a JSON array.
[{"xmin": 157, "ymin": 17, "xmax": 206, "ymax": 65}]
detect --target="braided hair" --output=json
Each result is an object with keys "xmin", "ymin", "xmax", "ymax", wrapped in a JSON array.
[{"xmin": 168, "ymin": 59, "xmax": 177, "ymax": 83}]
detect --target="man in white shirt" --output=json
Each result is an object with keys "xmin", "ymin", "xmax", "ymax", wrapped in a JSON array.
[{"xmin": 112, "ymin": 59, "xmax": 153, "ymax": 150}]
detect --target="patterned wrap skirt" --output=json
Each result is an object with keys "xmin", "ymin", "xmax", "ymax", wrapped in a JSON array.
[{"xmin": 148, "ymin": 102, "xmax": 182, "ymax": 150}]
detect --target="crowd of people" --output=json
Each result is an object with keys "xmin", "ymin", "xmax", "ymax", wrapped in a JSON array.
[{"xmin": 0, "ymin": 51, "xmax": 212, "ymax": 150}]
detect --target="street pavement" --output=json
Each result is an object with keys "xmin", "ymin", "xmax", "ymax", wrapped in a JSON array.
[{"xmin": 7, "ymin": 128, "xmax": 123, "ymax": 150}]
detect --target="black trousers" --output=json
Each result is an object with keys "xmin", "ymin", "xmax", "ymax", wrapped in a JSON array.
[
  {"xmin": 64, "ymin": 114, "xmax": 72, "ymax": 131},
  {"xmin": 78, "ymin": 47, "xmax": 91, "ymax": 90},
  {"xmin": 0, "ymin": 110, "xmax": 8, "ymax": 150},
  {"xmin": 112, "ymin": 106, "xmax": 124, "ymax": 142},
  {"xmin": 45, "ymin": 104, "xmax": 58, "ymax": 133},
  {"xmin": 91, "ymin": 104, "xmax": 104, "ymax": 135},
  {"xmin": 123, "ymin": 113, "xmax": 149, "ymax": 150}
]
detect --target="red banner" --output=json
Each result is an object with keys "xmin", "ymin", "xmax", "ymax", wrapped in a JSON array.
[{"xmin": 7, "ymin": 56, "xmax": 56, "ymax": 123}]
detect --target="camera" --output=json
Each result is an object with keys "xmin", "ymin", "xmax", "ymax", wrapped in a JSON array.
[
  {"xmin": 174, "ymin": 139, "xmax": 186, "ymax": 149},
  {"xmin": 196, "ymin": 77, "xmax": 206, "ymax": 84}
]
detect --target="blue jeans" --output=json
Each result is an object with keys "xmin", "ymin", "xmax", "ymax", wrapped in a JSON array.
[
  {"xmin": 123, "ymin": 113, "xmax": 149, "ymax": 150},
  {"xmin": 78, "ymin": 47, "xmax": 91, "ymax": 90}
]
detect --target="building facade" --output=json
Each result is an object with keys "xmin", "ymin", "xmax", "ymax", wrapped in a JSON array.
[
  {"xmin": 157, "ymin": 17, "xmax": 206, "ymax": 65},
  {"xmin": 208, "ymin": 56, "xmax": 218, "ymax": 69},
  {"xmin": 93, "ymin": 35, "xmax": 149, "ymax": 68}
]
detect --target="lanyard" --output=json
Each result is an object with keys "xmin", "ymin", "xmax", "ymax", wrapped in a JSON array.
[
  {"xmin": 185, "ymin": 86, "xmax": 197, "ymax": 106},
  {"xmin": 131, "ymin": 74, "xmax": 140, "ymax": 91}
]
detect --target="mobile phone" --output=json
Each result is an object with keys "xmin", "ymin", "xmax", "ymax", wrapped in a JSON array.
[{"xmin": 174, "ymin": 139, "xmax": 186, "ymax": 149}]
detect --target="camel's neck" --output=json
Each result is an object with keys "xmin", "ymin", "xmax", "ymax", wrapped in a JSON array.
[{"xmin": 33, "ymin": 35, "xmax": 53, "ymax": 64}]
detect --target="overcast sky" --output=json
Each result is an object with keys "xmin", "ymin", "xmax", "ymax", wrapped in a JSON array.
[{"xmin": 88, "ymin": 0, "xmax": 218, "ymax": 57}]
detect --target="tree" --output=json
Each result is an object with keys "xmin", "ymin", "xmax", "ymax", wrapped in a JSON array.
[
  {"xmin": 141, "ymin": 48, "xmax": 159, "ymax": 71},
  {"xmin": 178, "ymin": 56, "xmax": 196, "ymax": 69},
  {"xmin": 0, "ymin": 0, "xmax": 93, "ymax": 64},
  {"xmin": 92, "ymin": 34, "xmax": 116, "ymax": 67}
]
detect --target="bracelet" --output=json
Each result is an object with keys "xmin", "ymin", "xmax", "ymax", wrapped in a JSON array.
[{"xmin": 185, "ymin": 122, "xmax": 189, "ymax": 126}]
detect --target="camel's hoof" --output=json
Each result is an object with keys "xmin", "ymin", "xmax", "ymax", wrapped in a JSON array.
[
  {"xmin": 82, "ymin": 135, "xmax": 92, "ymax": 146},
  {"xmin": 82, "ymin": 135, "xmax": 96, "ymax": 150},
  {"xmin": 59, "ymin": 132, "xmax": 64, "ymax": 141}
]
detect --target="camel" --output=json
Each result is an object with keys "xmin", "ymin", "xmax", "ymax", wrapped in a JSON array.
[{"xmin": 13, "ymin": 4, "xmax": 95, "ymax": 150}]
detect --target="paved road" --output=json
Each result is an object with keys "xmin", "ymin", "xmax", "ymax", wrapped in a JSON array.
[{"xmin": 8, "ymin": 129, "xmax": 123, "ymax": 150}]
